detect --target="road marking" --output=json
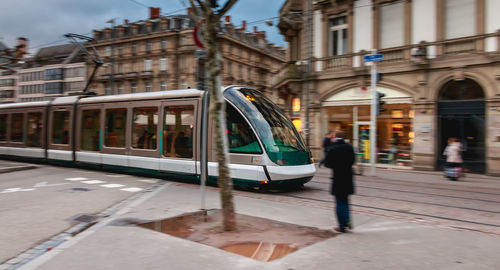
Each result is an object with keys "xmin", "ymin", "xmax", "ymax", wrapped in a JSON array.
[
  {"xmin": 105, "ymin": 174, "xmax": 126, "ymax": 178},
  {"xmin": 120, "ymin": 187, "xmax": 143, "ymax": 192},
  {"xmin": 34, "ymin": 182, "xmax": 68, "ymax": 188},
  {"xmin": 101, "ymin": 184, "xmax": 125, "ymax": 188},
  {"xmin": 355, "ymin": 225, "xmax": 418, "ymax": 233},
  {"xmin": 137, "ymin": 179, "xmax": 158, "ymax": 184},
  {"xmin": 65, "ymin": 177, "xmax": 88, "ymax": 181},
  {"xmin": 0, "ymin": 188, "xmax": 36, "ymax": 194},
  {"xmin": 82, "ymin": 180, "xmax": 106, "ymax": 184}
]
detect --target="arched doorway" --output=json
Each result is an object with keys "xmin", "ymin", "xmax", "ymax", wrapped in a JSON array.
[{"xmin": 437, "ymin": 79, "xmax": 485, "ymax": 173}]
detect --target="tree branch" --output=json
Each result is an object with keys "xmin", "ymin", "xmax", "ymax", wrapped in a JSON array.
[
  {"xmin": 215, "ymin": 0, "xmax": 237, "ymax": 19},
  {"xmin": 188, "ymin": 0, "xmax": 202, "ymax": 26}
]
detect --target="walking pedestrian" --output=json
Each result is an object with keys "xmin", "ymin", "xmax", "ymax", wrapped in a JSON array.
[
  {"xmin": 324, "ymin": 130, "xmax": 355, "ymax": 233},
  {"xmin": 443, "ymin": 137, "xmax": 463, "ymax": 180},
  {"xmin": 318, "ymin": 130, "xmax": 333, "ymax": 168}
]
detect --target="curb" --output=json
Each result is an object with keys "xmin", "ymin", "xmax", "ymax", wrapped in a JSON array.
[{"xmin": 0, "ymin": 165, "xmax": 38, "ymax": 174}]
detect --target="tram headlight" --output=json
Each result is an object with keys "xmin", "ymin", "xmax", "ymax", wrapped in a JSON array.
[{"xmin": 277, "ymin": 159, "xmax": 288, "ymax": 165}]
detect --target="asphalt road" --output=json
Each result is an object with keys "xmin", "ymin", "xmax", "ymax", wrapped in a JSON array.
[
  {"xmin": 0, "ymin": 165, "xmax": 157, "ymax": 263},
  {"xmin": 1, "ymin": 164, "xmax": 500, "ymax": 266}
]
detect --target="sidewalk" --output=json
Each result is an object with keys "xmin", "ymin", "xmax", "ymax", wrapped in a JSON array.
[{"xmin": 11, "ymin": 178, "xmax": 500, "ymax": 270}]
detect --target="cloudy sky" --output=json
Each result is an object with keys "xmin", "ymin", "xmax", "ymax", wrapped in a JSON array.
[{"xmin": 0, "ymin": 0, "xmax": 287, "ymax": 53}]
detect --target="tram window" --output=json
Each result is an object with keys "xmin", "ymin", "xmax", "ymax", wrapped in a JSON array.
[
  {"xmin": 105, "ymin": 108, "xmax": 126, "ymax": 148},
  {"xmin": 11, "ymin": 113, "xmax": 24, "ymax": 142},
  {"xmin": 0, "ymin": 114, "xmax": 6, "ymax": 141},
  {"xmin": 27, "ymin": 112, "xmax": 42, "ymax": 147},
  {"xmin": 163, "ymin": 105, "xmax": 193, "ymax": 158},
  {"xmin": 81, "ymin": 110, "xmax": 100, "ymax": 151},
  {"xmin": 226, "ymin": 104, "xmax": 262, "ymax": 154},
  {"xmin": 52, "ymin": 111, "xmax": 69, "ymax": 145},
  {"xmin": 132, "ymin": 107, "xmax": 158, "ymax": 150}
]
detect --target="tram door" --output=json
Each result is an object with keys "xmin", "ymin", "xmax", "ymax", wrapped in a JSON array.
[{"xmin": 159, "ymin": 100, "xmax": 198, "ymax": 176}]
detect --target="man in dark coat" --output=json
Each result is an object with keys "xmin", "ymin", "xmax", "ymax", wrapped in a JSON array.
[{"xmin": 324, "ymin": 130, "xmax": 355, "ymax": 233}]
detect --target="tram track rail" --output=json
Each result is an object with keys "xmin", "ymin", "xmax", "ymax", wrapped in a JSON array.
[
  {"xmin": 308, "ymin": 180, "xmax": 500, "ymax": 204},
  {"xmin": 310, "ymin": 176, "xmax": 500, "ymax": 197},
  {"xmin": 275, "ymin": 193, "xmax": 500, "ymax": 229}
]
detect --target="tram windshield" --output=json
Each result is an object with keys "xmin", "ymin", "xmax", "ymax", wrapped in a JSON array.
[{"xmin": 224, "ymin": 87, "xmax": 311, "ymax": 165}]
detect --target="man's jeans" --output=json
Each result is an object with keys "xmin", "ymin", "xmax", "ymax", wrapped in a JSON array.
[{"xmin": 335, "ymin": 197, "xmax": 350, "ymax": 231}]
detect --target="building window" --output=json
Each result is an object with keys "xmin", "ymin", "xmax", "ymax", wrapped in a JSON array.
[
  {"xmin": 329, "ymin": 15, "xmax": 348, "ymax": 55},
  {"xmin": 117, "ymin": 84, "xmax": 123, "ymax": 94},
  {"xmin": 118, "ymin": 46, "xmax": 123, "ymax": 56},
  {"xmin": 105, "ymin": 46, "xmax": 111, "ymax": 57},
  {"xmin": 132, "ymin": 43, "xmax": 137, "ymax": 55},
  {"xmin": 131, "ymin": 82, "xmax": 137, "ymax": 93},
  {"xmin": 161, "ymin": 39, "xmax": 167, "ymax": 50},
  {"xmin": 160, "ymin": 58, "xmax": 168, "ymax": 71},
  {"xmin": 45, "ymin": 69, "xmax": 63, "ymax": 80},
  {"xmin": 144, "ymin": 60, "xmax": 152, "ymax": 71},
  {"xmin": 160, "ymin": 81, "xmax": 167, "ymax": 91},
  {"xmin": 445, "ymin": 0, "xmax": 475, "ymax": 39},
  {"xmin": 145, "ymin": 81, "xmax": 152, "ymax": 92},
  {"xmin": 146, "ymin": 41, "xmax": 152, "ymax": 53},
  {"xmin": 380, "ymin": 1, "xmax": 404, "ymax": 49},
  {"xmin": 45, "ymin": 82, "xmax": 63, "ymax": 94},
  {"xmin": 105, "ymin": 83, "xmax": 111, "ymax": 95}
]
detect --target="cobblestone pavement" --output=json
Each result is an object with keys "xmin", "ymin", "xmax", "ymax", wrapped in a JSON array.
[{"xmin": 178, "ymin": 167, "xmax": 500, "ymax": 236}]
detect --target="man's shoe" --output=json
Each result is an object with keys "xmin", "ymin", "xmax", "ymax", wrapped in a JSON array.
[
  {"xmin": 346, "ymin": 222, "xmax": 353, "ymax": 230},
  {"xmin": 333, "ymin": 227, "xmax": 345, "ymax": 233}
]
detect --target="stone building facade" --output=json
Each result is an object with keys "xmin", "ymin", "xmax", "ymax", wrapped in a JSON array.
[
  {"xmin": 87, "ymin": 9, "xmax": 285, "ymax": 97},
  {"xmin": 276, "ymin": 0, "xmax": 500, "ymax": 175}
]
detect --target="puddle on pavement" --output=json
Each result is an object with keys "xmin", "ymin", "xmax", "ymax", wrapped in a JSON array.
[
  {"xmin": 221, "ymin": 242, "xmax": 299, "ymax": 261},
  {"xmin": 137, "ymin": 210, "xmax": 335, "ymax": 262}
]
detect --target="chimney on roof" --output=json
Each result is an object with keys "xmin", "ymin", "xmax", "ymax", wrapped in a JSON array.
[
  {"xmin": 241, "ymin": 20, "xmax": 246, "ymax": 31},
  {"xmin": 225, "ymin": 16, "xmax": 231, "ymax": 23},
  {"xmin": 253, "ymin": 26, "xmax": 258, "ymax": 33},
  {"xmin": 16, "ymin": 37, "xmax": 28, "ymax": 59},
  {"xmin": 150, "ymin": 7, "xmax": 161, "ymax": 19},
  {"xmin": 124, "ymin": 19, "xmax": 129, "ymax": 24}
]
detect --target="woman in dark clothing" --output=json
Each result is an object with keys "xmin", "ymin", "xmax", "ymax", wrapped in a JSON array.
[{"xmin": 318, "ymin": 130, "xmax": 333, "ymax": 168}]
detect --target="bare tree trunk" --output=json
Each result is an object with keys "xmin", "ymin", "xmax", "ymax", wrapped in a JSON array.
[{"xmin": 189, "ymin": 0, "xmax": 237, "ymax": 231}]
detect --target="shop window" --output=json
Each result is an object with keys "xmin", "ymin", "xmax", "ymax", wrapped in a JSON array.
[
  {"xmin": 132, "ymin": 107, "xmax": 158, "ymax": 150},
  {"xmin": 52, "ymin": 111, "xmax": 69, "ymax": 145},
  {"xmin": 392, "ymin": 110, "xmax": 404, "ymax": 118},
  {"xmin": 81, "ymin": 110, "xmax": 101, "ymax": 151},
  {"xmin": 0, "ymin": 114, "xmax": 6, "ymax": 141},
  {"xmin": 27, "ymin": 112, "xmax": 42, "ymax": 147},
  {"xmin": 163, "ymin": 105, "xmax": 194, "ymax": 158},
  {"xmin": 105, "ymin": 108, "xmax": 127, "ymax": 148}
]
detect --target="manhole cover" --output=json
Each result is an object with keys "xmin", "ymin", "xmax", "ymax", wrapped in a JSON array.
[{"xmin": 70, "ymin": 214, "xmax": 99, "ymax": 224}]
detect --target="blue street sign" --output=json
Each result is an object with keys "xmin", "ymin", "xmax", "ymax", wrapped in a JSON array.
[{"xmin": 364, "ymin": 53, "xmax": 383, "ymax": 62}]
